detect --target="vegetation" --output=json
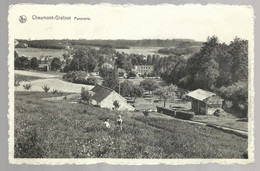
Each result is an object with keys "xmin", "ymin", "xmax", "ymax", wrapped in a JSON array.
[
  {"xmin": 51, "ymin": 57, "xmax": 62, "ymax": 70},
  {"xmin": 154, "ymin": 84, "xmax": 178, "ymax": 107},
  {"xmin": 15, "ymin": 92, "xmax": 248, "ymax": 158},
  {"xmin": 140, "ymin": 79, "xmax": 158, "ymax": 94},
  {"xmin": 42, "ymin": 85, "xmax": 50, "ymax": 93},
  {"xmin": 15, "ymin": 74, "xmax": 43, "ymax": 82},
  {"xmin": 113, "ymin": 100, "xmax": 120, "ymax": 109},
  {"xmin": 62, "ymin": 71, "xmax": 97, "ymax": 85},
  {"xmin": 160, "ymin": 36, "xmax": 248, "ymax": 117},
  {"xmin": 23, "ymin": 83, "xmax": 32, "ymax": 90},
  {"xmin": 81, "ymin": 87, "xmax": 92, "ymax": 104}
]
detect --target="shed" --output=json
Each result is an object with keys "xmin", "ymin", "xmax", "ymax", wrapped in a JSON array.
[{"xmin": 186, "ymin": 89, "xmax": 224, "ymax": 115}]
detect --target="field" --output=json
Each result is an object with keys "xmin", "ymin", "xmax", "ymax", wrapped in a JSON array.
[
  {"xmin": 15, "ymin": 47, "xmax": 68, "ymax": 59},
  {"xmin": 115, "ymin": 47, "xmax": 169, "ymax": 57},
  {"xmin": 14, "ymin": 91, "xmax": 248, "ymax": 158}
]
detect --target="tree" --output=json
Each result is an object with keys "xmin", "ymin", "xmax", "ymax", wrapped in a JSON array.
[
  {"xmin": 30, "ymin": 57, "xmax": 39, "ymax": 70},
  {"xmin": 140, "ymin": 79, "xmax": 158, "ymax": 94},
  {"xmin": 81, "ymin": 87, "xmax": 92, "ymax": 105},
  {"xmin": 51, "ymin": 58, "xmax": 62, "ymax": 70},
  {"xmin": 154, "ymin": 84, "xmax": 178, "ymax": 107},
  {"xmin": 18, "ymin": 56, "xmax": 30, "ymax": 70},
  {"xmin": 102, "ymin": 69, "xmax": 119, "ymax": 90},
  {"xmin": 131, "ymin": 85, "xmax": 143, "ymax": 104}
]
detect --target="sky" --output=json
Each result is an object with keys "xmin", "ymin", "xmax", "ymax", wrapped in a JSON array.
[{"xmin": 9, "ymin": 4, "xmax": 254, "ymax": 44}]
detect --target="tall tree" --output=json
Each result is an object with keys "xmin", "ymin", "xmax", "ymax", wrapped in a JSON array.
[
  {"xmin": 51, "ymin": 58, "xmax": 62, "ymax": 70},
  {"xmin": 154, "ymin": 84, "xmax": 178, "ymax": 107},
  {"xmin": 140, "ymin": 79, "xmax": 158, "ymax": 94}
]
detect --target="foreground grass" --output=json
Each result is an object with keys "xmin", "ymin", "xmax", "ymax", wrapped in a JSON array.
[{"xmin": 14, "ymin": 92, "xmax": 248, "ymax": 158}]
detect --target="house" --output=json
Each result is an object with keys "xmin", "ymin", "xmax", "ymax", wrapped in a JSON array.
[
  {"xmin": 134, "ymin": 65, "xmax": 154, "ymax": 76},
  {"xmin": 186, "ymin": 89, "xmax": 224, "ymax": 115},
  {"xmin": 90, "ymin": 85, "xmax": 135, "ymax": 111}
]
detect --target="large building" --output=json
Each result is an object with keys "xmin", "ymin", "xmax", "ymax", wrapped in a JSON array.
[
  {"xmin": 134, "ymin": 65, "xmax": 154, "ymax": 76},
  {"xmin": 186, "ymin": 89, "xmax": 224, "ymax": 115},
  {"xmin": 90, "ymin": 85, "xmax": 135, "ymax": 111}
]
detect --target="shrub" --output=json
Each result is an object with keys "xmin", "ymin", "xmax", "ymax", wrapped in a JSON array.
[
  {"xmin": 143, "ymin": 110, "xmax": 149, "ymax": 117},
  {"xmin": 58, "ymin": 90, "xmax": 64, "ymax": 96},
  {"xmin": 81, "ymin": 87, "xmax": 92, "ymax": 104},
  {"xmin": 23, "ymin": 83, "xmax": 32, "ymax": 90},
  {"xmin": 86, "ymin": 76, "xmax": 97, "ymax": 85},
  {"xmin": 62, "ymin": 71, "xmax": 97, "ymax": 85},
  {"xmin": 113, "ymin": 100, "xmax": 120, "ymax": 109},
  {"xmin": 175, "ymin": 111, "xmax": 194, "ymax": 120},
  {"xmin": 52, "ymin": 89, "xmax": 58, "ymax": 94},
  {"xmin": 14, "ymin": 81, "xmax": 21, "ymax": 90},
  {"xmin": 42, "ymin": 85, "xmax": 50, "ymax": 93}
]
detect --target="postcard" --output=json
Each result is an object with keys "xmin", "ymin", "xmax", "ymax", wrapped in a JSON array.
[{"xmin": 8, "ymin": 4, "xmax": 254, "ymax": 165}]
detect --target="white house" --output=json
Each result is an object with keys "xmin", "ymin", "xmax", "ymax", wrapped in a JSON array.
[
  {"xmin": 134, "ymin": 65, "xmax": 154, "ymax": 76},
  {"xmin": 90, "ymin": 85, "xmax": 135, "ymax": 111}
]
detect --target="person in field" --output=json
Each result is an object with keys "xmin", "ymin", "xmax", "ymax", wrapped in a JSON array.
[
  {"xmin": 116, "ymin": 115, "xmax": 123, "ymax": 130},
  {"xmin": 104, "ymin": 118, "xmax": 110, "ymax": 129}
]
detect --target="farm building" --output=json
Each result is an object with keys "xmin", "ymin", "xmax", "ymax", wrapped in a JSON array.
[
  {"xmin": 90, "ymin": 85, "xmax": 135, "ymax": 111},
  {"xmin": 186, "ymin": 89, "xmax": 224, "ymax": 115}
]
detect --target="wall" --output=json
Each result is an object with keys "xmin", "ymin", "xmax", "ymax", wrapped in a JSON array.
[{"xmin": 100, "ymin": 91, "xmax": 135, "ymax": 111}]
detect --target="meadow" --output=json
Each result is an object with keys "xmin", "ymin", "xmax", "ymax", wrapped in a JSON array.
[
  {"xmin": 15, "ymin": 47, "xmax": 68, "ymax": 59},
  {"xmin": 15, "ymin": 91, "xmax": 248, "ymax": 158}
]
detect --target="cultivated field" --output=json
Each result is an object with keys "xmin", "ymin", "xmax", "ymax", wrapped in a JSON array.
[
  {"xmin": 115, "ymin": 47, "xmax": 169, "ymax": 57},
  {"xmin": 15, "ymin": 47, "xmax": 68, "ymax": 59},
  {"xmin": 14, "ymin": 91, "xmax": 248, "ymax": 158}
]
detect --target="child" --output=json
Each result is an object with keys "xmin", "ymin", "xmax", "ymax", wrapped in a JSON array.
[
  {"xmin": 104, "ymin": 118, "xmax": 110, "ymax": 129},
  {"xmin": 116, "ymin": 115, "xmax": 123, "ymax": 130}
]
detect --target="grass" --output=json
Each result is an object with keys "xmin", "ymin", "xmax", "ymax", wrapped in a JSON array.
[
  {"xmin": 191, "ymin": 115, "xmax": 248, "ymax": 132},
  {"xmin": 14, "ymin": 92, "xmax": 248, "ymax": 158},
  {"xmin": 15, "ymin": 74, "xmax": 43, "ymax": 82}
]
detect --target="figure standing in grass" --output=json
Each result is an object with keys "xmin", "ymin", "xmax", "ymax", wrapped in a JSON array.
[
  {"xmin": 116, "ymin": 115, "xmax": 123, "ymax": 130},
  {"xmin": 104, "ymin": 118, "xmax": 110, "ymax": 129}
]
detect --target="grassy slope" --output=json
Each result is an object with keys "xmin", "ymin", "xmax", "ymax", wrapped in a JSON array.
[
  {"xmin": 14, "ymin": 92, "xmax": 248, "ymax": 158},
  {"xmin": 15, "ymin": 74, "xmax": 43, "ymax": 82}
]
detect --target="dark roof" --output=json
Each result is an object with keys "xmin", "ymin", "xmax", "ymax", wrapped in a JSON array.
[
  {"xmin": 186, "ymin": 89, "xmax": 216, "ymax": 101},
  {"xmin": 91, "ymin": 85, "xmax": 113, "ymax": 102}
]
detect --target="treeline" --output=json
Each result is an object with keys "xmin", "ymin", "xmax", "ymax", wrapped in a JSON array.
[
  {"xmin": 17, "ymin": 39, "xmax": 202, "ymax": 49},
  {"xmin": 16, "ymin": 40, "xmax": 66, "ymax": 49},
  {"xmin": 158, "ymin": 46, "xmax": 201, "ymax": 55},
  {"xmin": 160, "ymin": 36, "xmax": 248, "ymax": 117}
]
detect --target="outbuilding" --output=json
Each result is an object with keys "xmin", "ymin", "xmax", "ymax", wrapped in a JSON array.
[
  {"xmin": 90, "ymin": 84, "xmax": 135, "ymax": 111},
  {"xmin": 186, "ymin": 89, "xmax": 224, "ymax": 115}
]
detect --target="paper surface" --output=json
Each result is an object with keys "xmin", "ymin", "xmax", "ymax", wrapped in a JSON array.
[{"xmin": 8, "ymin": 4, "xmax": 254, "ymax": 165}]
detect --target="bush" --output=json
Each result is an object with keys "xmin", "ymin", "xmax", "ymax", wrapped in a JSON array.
[
  {"xmin": 14, "ymin": 80, "xmax": 20, "ymax": 87},
  {"xmin": 42, "ymin": 85, "xmax": 50, "ymax": 93},
  {"xmin": 175, "ymin": 111, "xmax": 194, "ymax": 120},
  {"xmin": 63, "ymin": 71, "xmax": 97, "ymax": 85},
  {"xmin": 52, "ymin": 89, "xmax": 58, "ymax": 94},
  {"xmin": 143, "ymin": 110, "xmax": 149, "ymax": 117},
  {"xmin": 81, "ymin": 87, "xmax": 92, "ymax": 104},
  {"xmin": 86, "ymin": 76, "xmax": 97, "ymax": 85},
  {"xmin": 23, "ymin": 83, "xmax": 32, "ymax": 90}
]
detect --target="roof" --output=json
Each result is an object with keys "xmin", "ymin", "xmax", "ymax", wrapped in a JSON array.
[
  {"xmin": 91, "ymin": 85, "xmax": 113, "ymax": 102},
  {"xmin": 186, "ymin": 89, "xmax": 216, "ymax": 101}
]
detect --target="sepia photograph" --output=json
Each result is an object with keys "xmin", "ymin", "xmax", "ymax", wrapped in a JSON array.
[{"xmin": 8, "ymin": 4, "xmax": 254, "ymax": 165}]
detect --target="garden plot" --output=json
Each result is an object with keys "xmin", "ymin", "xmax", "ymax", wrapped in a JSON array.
[{"xmin": 16, "ymin": 78, "xmax": 94, "ymax": 93}]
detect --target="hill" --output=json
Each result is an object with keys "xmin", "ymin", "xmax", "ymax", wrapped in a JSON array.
[{"xmin": 15, "ymin": 91, "xmax": 247, "ymax": 158}]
